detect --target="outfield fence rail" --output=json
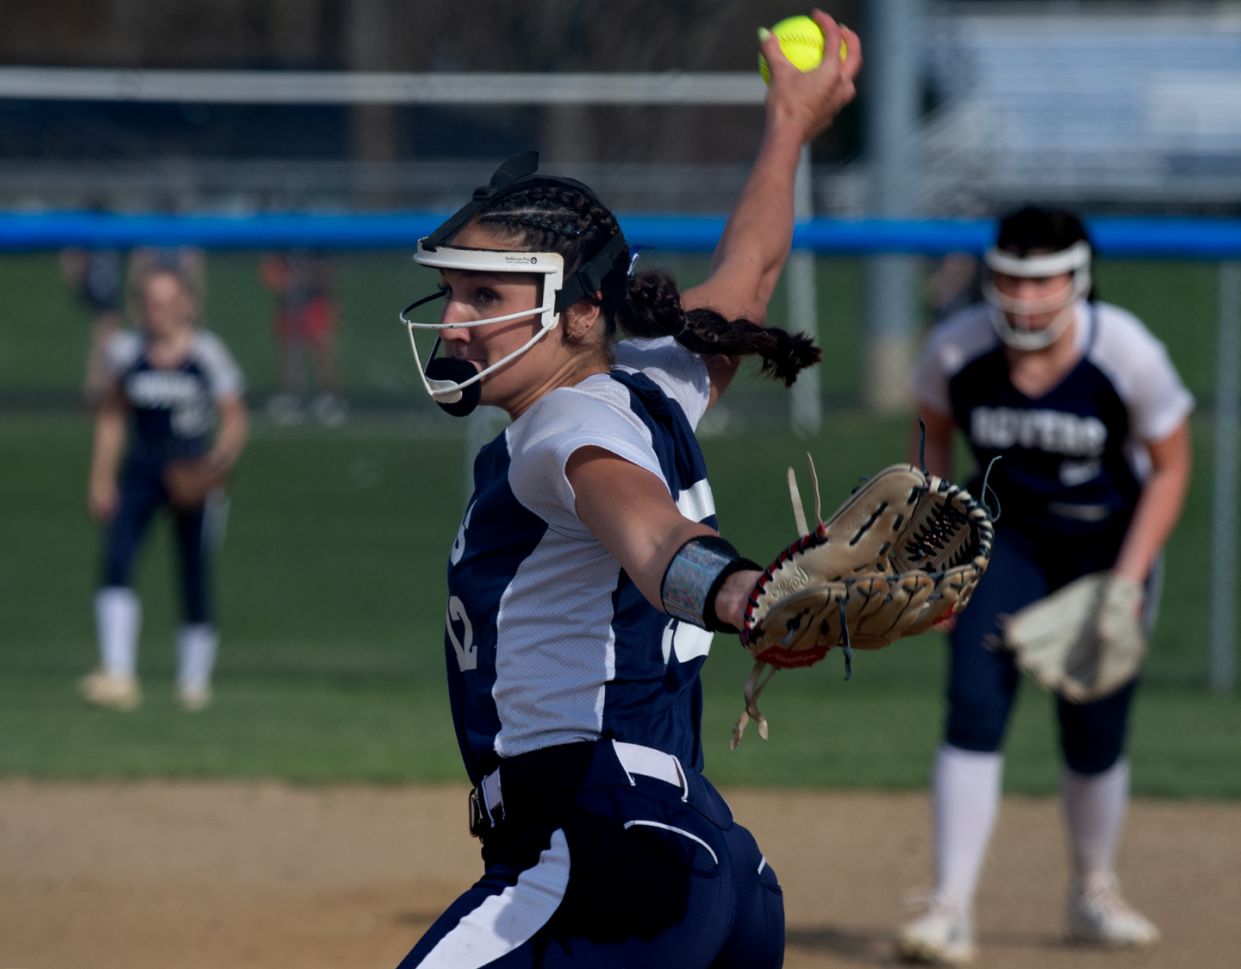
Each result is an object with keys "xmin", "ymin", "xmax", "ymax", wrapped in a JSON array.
[{"xmin": 5, "ymin": 212, "xmax": 1241, "ymax": 257}]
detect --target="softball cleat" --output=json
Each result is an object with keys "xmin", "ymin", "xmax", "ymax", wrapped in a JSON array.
[
  {"xmin": 177, "ymin": 682, "xmax": 212, "ymax": 712},
  {"xmin": 896, "ymin": 898, "xmax": 976, "ymax": 964},
  {"xmin": 78, "ymin": 670, "xmax": 142, "ymax": 712},
  {"xmin": 1066, "ymin": 874, "xmax": 1160, "ymax": 947}
]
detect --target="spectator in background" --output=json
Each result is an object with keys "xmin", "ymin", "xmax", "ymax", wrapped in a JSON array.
[
  {"xmin": 260, "ymin": 251, "xmax": 346, "ymax": 426},
  {"xmin": 60, "ymin": 239, "xmax": 124, "ymax": 411}
]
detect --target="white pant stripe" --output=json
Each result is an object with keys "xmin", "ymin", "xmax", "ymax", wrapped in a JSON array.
[
  {"xmin": 417, "ymin": 828, "xmax": 571, "ymax": 969},
  {"xmin": 622, "ymin": 820, "xmax": 718, "ymax": 866}
]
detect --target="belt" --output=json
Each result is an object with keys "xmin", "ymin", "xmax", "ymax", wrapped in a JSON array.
[{"xmin": 468, "ymin": 740, "xmax": 689, "ymax": 840}]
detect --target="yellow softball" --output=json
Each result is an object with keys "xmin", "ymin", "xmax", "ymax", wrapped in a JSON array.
[{"xmin": 758, "ymin": 15, "xmax": 847, "ymax": 86}]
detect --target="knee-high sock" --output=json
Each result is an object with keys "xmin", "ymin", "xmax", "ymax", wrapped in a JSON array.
[
  {"xmin": 1061, "ymin": 758, "xmax": 1129, "ymax": 886},
  {"xmin": 95, "ymin": 587, "xmax": 141, "ymax": 678},
  {"xmin": 176, "ymin": 624, "xmax": 218, "ymax": 690},
  {"xmin": 933, "ymin": 744, "xmax": 1004, "ymax": 912}
]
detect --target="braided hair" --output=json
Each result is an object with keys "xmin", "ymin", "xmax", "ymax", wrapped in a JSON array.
[{"xmin": 470, "ymin": 183, "xmax": 821, "ymax": 387}]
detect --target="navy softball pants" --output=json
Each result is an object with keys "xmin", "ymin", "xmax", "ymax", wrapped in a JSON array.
[
  {"xmin": 398, "ymin": 743, "xmax": 783, "ymax": 969},
  {"xmin": 945, "ymin": 527, "xmax": 1146, "ymax": 776},
  {"xmin": 101, "ymin": 466, "xmax": 211, "ymax": 624}
]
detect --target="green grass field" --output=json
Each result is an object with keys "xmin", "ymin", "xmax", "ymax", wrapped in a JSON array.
[
  {"xmin": 0, "ymin": 253, "xmax": 1237, "ymax": 796},
  {"xmin": 2, "ymin": 413, "xmax": 1237, "ymax": 796}
]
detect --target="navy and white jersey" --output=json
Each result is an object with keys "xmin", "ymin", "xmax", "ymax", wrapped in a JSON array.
[
  {"xmin": 106, "ymin": 329, "xmax": 246, "ymax": 465},
  {"xmin": 445, "ymin": 337, "xmax": 717, "ymax": 786},
  {"xmin": 913, "ymin": 300, "xmax": 1193, "ymax": 539}
]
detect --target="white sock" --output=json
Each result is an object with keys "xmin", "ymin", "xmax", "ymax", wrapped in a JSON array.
[
  {"xmin": 176, "ymin": 624, "xmax": 218, "ymax": 690},
  {"xmin": 933, "ymin": 744, "xmax": 1004, "ymax": 914},
  {"xmin": 94, "ymin": 587, "xmax": 141, "ymax": 679},
  {"xmin": 1061, "ymin": 758, "xmax": 1129, "ymax": 888}
]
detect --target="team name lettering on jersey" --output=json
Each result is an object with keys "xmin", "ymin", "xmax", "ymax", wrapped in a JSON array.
[
  {"xmin": 969, "ymin": 406, "xmax": 1107, "ymax": 457},
  {"xmin": 125, "ymin": 370, "xmax": 202, "ymax": 407},
  {"xmin": 126, "ymin": 370, "xmax": 212, "ymax": 437}
]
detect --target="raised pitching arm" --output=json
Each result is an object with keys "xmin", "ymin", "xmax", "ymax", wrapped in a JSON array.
[{"xmin": 684, "ymin": 11, "xmax": 861, "ymax": 405}]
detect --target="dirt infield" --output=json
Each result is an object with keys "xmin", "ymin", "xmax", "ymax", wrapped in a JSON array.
[{"xmin": 1, "ymin": 780, "xmax": 1236, "ymax": 969}]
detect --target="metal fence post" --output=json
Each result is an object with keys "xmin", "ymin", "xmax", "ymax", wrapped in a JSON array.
[
  {"xmin": 789, "ymin": 145, "xmax": 821, "ymax": 437},
  {"xmin": 1210, "ymin": 261, "xmax": 1240, "ymax": 694},
  {"xmin": 862, "ymin": 0, "xmax": 925, "ymax": 413}
]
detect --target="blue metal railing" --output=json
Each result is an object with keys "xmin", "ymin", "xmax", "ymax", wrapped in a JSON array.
[{"xmin": 4, "ymin": 211, "xmax": 1241, "ymax": 258}]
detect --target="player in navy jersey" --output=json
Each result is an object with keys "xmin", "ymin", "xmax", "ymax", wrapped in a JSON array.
[
  {"xmin": 896, "ymin": 208, "xmax": 1193, "ymax": 963},
  {"xmin": 80, "ymin": 267, "xmax": 248, "ymax": 712},
  {"xmin": 393, "ymin": 14, "xmax": 859, "ymax": 968}
]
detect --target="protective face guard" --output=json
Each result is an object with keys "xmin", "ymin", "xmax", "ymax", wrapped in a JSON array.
[
  {"xmin": 982, "ymin": 241, "xmax": 1092, "ymax": 351},
  {"xmin": 400, "ymin": 242, "xmax": 566, "ymax": 415},
  {"xmin": 398, "ymin": 150, "xmax": 630, "ymax": 417}
]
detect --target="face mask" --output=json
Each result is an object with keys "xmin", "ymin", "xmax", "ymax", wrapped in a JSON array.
[
  {"xmin": 397, "ymin": 151, "xmax": 629, "ymax": 417},
  {"xmin": 982, "ymin": 241, "xmax": 1092, "ymax": 351},
  {"xmin": 400, "ymin": 245, "xmax": 566, "ymax": 417}
]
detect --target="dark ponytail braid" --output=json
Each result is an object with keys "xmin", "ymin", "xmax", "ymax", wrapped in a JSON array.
[
  {"xmin": 617, "ymin": 269, "xmax": 820, "ymax": 387},
  {"xmin": 474, "ymin": 183, "xmax": 821, "ymax": 386}
]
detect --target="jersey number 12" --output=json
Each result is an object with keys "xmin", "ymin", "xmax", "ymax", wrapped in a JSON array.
[{"xmin": 446, "ymin": 596, "xmax": 477, "ymax": 672}]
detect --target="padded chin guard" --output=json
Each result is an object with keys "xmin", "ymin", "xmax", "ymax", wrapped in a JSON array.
[{"xmin": 426, "ymin": 358, "xmax": 483, "ymax": 417}]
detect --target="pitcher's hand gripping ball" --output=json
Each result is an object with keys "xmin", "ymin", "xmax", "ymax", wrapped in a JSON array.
[
  {"xmin": 758, "ymin": 14, "xmax": 848, "ymax": 85},
  {"xmin": 733, "ymin": 457, "xmax": 994, "ymax": 746},
  {"xmin": 1003, "ymin": 571, "xmax": 1146, "ymax": 703}
]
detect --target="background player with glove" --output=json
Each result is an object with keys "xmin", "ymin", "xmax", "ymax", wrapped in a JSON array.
[
  {"xmin": 82, "ymin": 266, "xmax": 248, "ymax": 712},
  {"xmin": 896, "ymin": 207, "xmax": 1194, "ymax": 963}
]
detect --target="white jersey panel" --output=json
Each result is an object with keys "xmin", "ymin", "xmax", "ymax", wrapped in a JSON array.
[
  {"xmin": 911, "ymin": 304, "xmax": 999, "ymax": 414},
  {"xmin": 491, "ymin": 525, "xmax": 621, "ymax": 757},
  {"xmin": 1085, "ymin": 302, "xmax": 1195, "ymax": 443},
  {"xmin": 613, "ymin": 337, "xmax": 712, "ymax": 430},
  {"xmin": 507, "ymin": 375, "xmax": 668, "ymax": 538},
  {"xmin": 192, "ymin": 330, "xmax": 247, "ymax": 400},
  {"xmin": 105, "ymin": 329, "xmax": 144, "ymax": 378}
]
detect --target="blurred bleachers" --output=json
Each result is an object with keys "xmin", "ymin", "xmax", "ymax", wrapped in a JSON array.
[{"xmin": 920, "ymin": 5, "xmax": 1241, "ymax": 212}]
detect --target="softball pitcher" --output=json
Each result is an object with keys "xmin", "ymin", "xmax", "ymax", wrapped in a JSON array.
[{"xmin": 394, "ymin": 14, "xmax": 860, "ymax": 967}]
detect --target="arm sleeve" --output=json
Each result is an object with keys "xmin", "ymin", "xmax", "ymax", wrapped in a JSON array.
[
  {"xmin": 612, "ymin": 336, "xmax": 711, "ymax": 430},
  {"xmin": 195, "ymin": 331, "xmax": 247, "ymax": 401},
  {"xmin": 1126, "ymin": 340, "xmax": 1195, "ymax": 442},
  {"xmin": 911, "ymin": 307, "xmax": 997, "ymax": 416},
  {"xmin": 1090, "ymin": 305, "xmax": 1195, "ymax": 443},
  {"xmin": 507, "ymin": 385, "xmax": 668, "ymax": 538},
  {"xmin": 103, "ymin": 330, "xmax": 142, "ymax": 378}
]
